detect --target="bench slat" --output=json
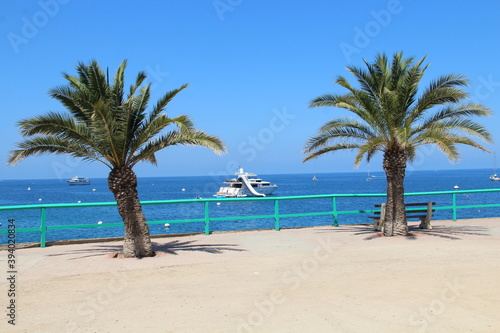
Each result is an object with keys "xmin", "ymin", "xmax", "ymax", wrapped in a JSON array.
[
  {"xmin": 374, "ymin": 202, "xmax": 436, "ymax": 207},
  {"xmin": 370, "ymin": 209, "xmax": 435, "ymax": 215}
]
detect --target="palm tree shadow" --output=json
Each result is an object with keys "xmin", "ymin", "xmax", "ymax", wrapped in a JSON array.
[
  {"xmin": 153, "ymin": 240, "xmax": 245, "ymax": 255},
  {"xmin": 47, "ymin": 244, "xmax": 124, "ymax": 259},
  {"xmin": 47, "ymin": 240, "xmax": 245, "ymax": 260},
  {"xmin": 313, "ymin": 224, "xmax": 489, "ymax": 241},
  {"xmin": 315, "ymin": 224, "xmax": 377, "ymax": 236},
  {"xmin": 361, "ymin": 224, "xmax": 489, "ymax": 240},
  {"xmin": 406, "ymin": 225, "xmax": 489, "ymax": 240}
]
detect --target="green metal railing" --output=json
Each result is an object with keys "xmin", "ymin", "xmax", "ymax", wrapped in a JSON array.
[{"xmin": 1, "ymin": 188, "xmax": 499, "ymax": 247}]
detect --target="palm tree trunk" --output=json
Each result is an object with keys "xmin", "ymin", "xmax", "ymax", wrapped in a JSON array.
[
  {"xmin": 108, "ymin": 166, "xmax": 153, "ymax": 258},
  {"xmin": 383, "ymin": 150, "xmax": 408, "ymax": 236}
]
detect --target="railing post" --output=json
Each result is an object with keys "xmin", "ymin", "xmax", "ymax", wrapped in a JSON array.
[
  {"xmin": 452, "ymin": 192, "xmax": 457, "ymax": 221},
  {"xmin": 332, "ymin": 196, "xmax": 338, "ymax": 227},
  {"xmin": 204, "ymin": 201, "xmax": 210, "ymax": 235},
  {"xmin": 274, "ymin": 199, "xmax": 280, "ymax": 231},
  {"xmin": 40, "ymin": 207, "xmax": 47, "ymax": 247}
]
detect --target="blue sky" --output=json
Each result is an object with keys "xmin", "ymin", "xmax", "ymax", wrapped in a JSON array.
[{"xmin": 1, "ymin": 0, "xmax": 500, "ymax": 180}]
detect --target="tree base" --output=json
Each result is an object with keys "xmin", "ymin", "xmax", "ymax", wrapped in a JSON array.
[{"xmin": 110, "ymin": 251, "xmax": 157, "ymax": 259}]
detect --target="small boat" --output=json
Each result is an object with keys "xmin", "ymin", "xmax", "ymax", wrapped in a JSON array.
[
  {"xmin": 67, "ymin": 176, "xmax": 90, "ymax": 185},
  {"xmin": 366, "ymin": 166, "xmax": 373, "ymax": 181},
  {"xmin": 491, "ymin": 153, "xmax": 500, "ymax": 181},
  {"xmin": 312, "ymin": 175, "xmax": 318, "ymax": 181},
  {"xmin": 214, "ymin": 168, "xmax": 277, "ymax": 198}
]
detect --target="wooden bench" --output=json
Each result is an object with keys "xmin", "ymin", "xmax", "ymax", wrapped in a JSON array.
[{"xmin": 369, "ymin": 202, "xmax": 436, "ymax": 231}]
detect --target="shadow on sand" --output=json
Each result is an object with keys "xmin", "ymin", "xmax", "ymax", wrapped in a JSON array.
[
  {"xmin": 313, "ymin": 223, "xmax": 489, "ymax": 241},
  {"xmin": 46, "ymin": 239, "xmax": 245, "ymax": 260},
  {"xmin": 153, "ymin": 240, "xmax": 245, "ymax": 255}
]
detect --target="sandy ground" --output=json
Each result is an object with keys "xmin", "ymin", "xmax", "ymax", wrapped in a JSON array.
[{"xmin": 1, "ymin": 218, "xmax": 500, "ymax": 333}]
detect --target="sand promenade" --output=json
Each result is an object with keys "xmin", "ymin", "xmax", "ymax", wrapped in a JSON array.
[{"xmin": 1, "ymin": 218, "xmax": 500, "ymax": 332}]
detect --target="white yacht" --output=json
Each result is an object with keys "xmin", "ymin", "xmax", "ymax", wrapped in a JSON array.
[
  {"xmin": 214, "ymin": 168, "xmax": 277, "ymax": 198},
  {"xmin": 67, "ymin": 176, "xmax": 90, "ymax": 185}
]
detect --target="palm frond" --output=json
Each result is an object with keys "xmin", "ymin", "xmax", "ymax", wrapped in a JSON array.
[
  {"xmin": 353, "ymin": 138, "xmax": 386, "ymax": 166},
  {"xmin": 303, "ymin": 143, "xmax": 362, "ymax": 162},
  {"xmin": 129, "ymin": 130, "xmax": 226, "ymax": 167},
  {"xmin": 304, "ymin": 118, "xmax": 376, "ymax": 154},
  {"xmin": 8, "ymin": 136, "xmax": 111, "ymax": 168}
]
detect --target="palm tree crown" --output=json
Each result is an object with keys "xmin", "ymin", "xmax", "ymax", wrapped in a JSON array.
[
  {"xmin": 9, "ymin": 59, "xmax": 226, "ymax": 168},
  {"xmin": 305, "ymin": 52, "xmax": 492, "ymax": 165}
]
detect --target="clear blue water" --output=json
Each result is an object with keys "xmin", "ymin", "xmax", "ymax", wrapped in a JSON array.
[{"xmin": 0, "ymin": 169, "xmax": 499, "ymax": 245}]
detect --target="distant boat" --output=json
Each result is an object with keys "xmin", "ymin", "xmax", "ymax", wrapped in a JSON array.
[
  {"xmin": 312, "ymin": 175, "xmax": 318, "ymax": 181},
  {"xmin": 67, "ymin": 176, "xmax": 90, "ymax": 185},
  {"xmin": 366, "ymin": 169, "xmax": 373, "ymax": 182},
  {"xmin": 491, "ymin": 153, "xmax": 500, "ymax": 181}
]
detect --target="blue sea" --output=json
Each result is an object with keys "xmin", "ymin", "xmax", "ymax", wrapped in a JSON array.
[{"xmin": 1, "ymin": 169, "xmax": 499, "ymax": 245}]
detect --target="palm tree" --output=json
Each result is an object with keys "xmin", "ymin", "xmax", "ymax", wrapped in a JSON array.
[
  {"xmin": 8, "ymin": 60, "xmax": 226, "ymax": 257},
  {"xmin": 304, "ymin": 52, "xmax": 492, "ymax": 236}
]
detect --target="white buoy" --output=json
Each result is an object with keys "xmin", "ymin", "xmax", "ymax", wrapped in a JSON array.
[
  {"xmin": 454, "ymin": 185, "xmax": 459, "ymax": 190},
  {"xmin": 92, "ymin": 189, "xmax": 96, "ymax": 192},
  {"xmin": 77, "ymin": 200, "xmax": 81, "ymax": 203},
  {"xmin": 217, "ymin": 202, "xmax": 221, "ymax": 206},
  {"xmin": 38, "ymin": 198, "xmax": 42, "ymax": 201},
  {"xmin": 164, "ymin": 223, "xmax": 170, "ymax": 227},
  {"xmin": 97, "ymin": 221, "xmax": 103, "ymax": 224},
  {"xmin": 27, "ymin": 187, "xmax": 31, "ymax": 191},
  {"xmin": 181, "ymin": 188, "xmax": 185, "ymax": 191}
]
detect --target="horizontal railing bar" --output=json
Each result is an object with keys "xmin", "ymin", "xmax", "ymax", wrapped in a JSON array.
[
  {"xmin": 452, "ymin": 203, "xmax": 500, "ymax": 209},
  {"xmin": 147, "ymin": 219, "xmax": 204, "ymax": 224},
  {"xmin": 278, "ymin": 211, "xmax": 334, "ymax": 218},
  {"xmin": 337, "ymin": 210, "xmax": 377, "ymax": 214},
  {"xmin": 211, "ymin": 215, "xmax": 275, "ymax": 222},
  {"xmin": 0, "ymin": 202, "xmax": 119, "ymax": 211},
  {"xmin": 435, "ymin": 204, "xmax": 500, "ymax": 210},
  {"xmin": 47, "ymin": 223, "xmax": 124, "ymax": 230}
]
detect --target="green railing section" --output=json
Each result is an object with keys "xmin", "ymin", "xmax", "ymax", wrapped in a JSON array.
[{"xmin": 1, "ymin": 188, "xmax": 500, "ymax": 247}]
